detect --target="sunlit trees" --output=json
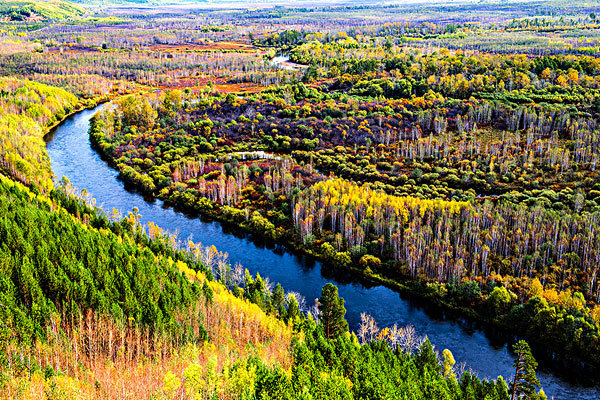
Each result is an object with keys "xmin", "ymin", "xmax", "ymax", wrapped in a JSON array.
[
  {"xmin": 442, "ymin": 349, "xmax": 456, "ymax": 380},
  {"xmin": 40, "ymin": 3, "xmax": 600, "ymax": 374},
  {"xmin": 117, "ymin": 95, "xmax": 158, "ymax": 133},
  {"xmin": 0, "ymin": 77, "xmax": 79, "ymax": 191},
  {"xmin": 485, "ymin": 287, "xmax": 513, "ymax": 317},
  {"xmin": 510, "ymin": 341, "xmax": 543, "ymax": 400},
  {"xmin": 0, "ymin": 175, "xmax": 297, "ymax": 399},
  {"xmin": 318, "ymin": 283, "xmax": 348, "ymax": 339}
]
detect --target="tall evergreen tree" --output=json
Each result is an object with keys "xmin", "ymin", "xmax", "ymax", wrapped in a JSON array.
[
  {"xmin": 272, "ymin": 283, "xmax": 285, "ymax": 316},
  {"xmin": 511, "ymin": 340, "xmax": 542, "ymax": 400},
  {"xmin": 286, "ymin": 294, "xmax": 300, "ymax": 323},
  {"xmin": 317, "ymin": 283, "xmax": 348, "ymax": 339},
  {"xmin": 415, "ymin": 337, "xmax": 440, "ymax": 374}
]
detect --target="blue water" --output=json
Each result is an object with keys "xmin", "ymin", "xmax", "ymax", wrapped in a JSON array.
[{"xmin": 45, "ymin": 104, "xmax": 600, "ymax": 400}]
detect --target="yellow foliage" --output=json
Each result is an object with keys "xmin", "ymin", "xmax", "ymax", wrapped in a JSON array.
[
  {"xmin": 5, "ymin": 372, "xmax": 95, "ymax": 400},
  {"xmin": 307, "ymin": 178, "xmax": 468, "ymax": 229},
  {"xmin": 592, "ymin": 306, "xmax": 600, "ymax": 325},
  {"xmin": 527, "ymin": 278, "xmax": 544, "ymax": 297},
  {"xmin": 162, "ymin": 371, "xmax": 181, "ymax": 398},
  {"xmin": 226, "ymin": 359, "xmax": 257, "ymax": 397},
  {"xmin": 542, "ymin": 287, "xmax": 560, "ymax": 305},
  {"xmin": 0, "ymin": 178, "xmax": 294, "ymax": 400},
  {"xmin": 377, "ymin": 327, "xmax": 391, "ymax": 342}
]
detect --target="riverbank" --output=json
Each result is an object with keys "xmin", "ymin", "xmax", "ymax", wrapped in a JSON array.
[
  {"xmin": 44, "ymin": 96, "xmax": 112, "ymax": 135},
  {"xmin": 44, "ymin": 90, "xmax": 150, "ymax": 141}
]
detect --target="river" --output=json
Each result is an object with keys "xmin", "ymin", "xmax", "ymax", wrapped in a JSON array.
[{"xmin": 44, "ymin": 104, "xmax": 600, "ymax": 399}]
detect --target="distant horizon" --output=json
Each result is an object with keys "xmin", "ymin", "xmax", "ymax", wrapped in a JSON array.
[{"xmin": 79, "ymin": 0, "xmax": 497, "ymax": 9}]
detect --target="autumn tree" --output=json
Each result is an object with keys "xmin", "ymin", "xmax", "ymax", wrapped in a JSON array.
[
  {"xmin": 485, "ymin": 287, "xmax": 513, "ymax": 317},
  {"xmin": 442, "ymin": 349, "xmax": 456, "ymax": 380},
  {"xmin": 117, "ymin": 95, "xmax": 157, "ymax": 132}
]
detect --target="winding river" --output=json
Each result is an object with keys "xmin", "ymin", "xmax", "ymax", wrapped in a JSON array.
[{"xmin": 45, "ymin": 104, "xmax": 600, "ymax": 399}]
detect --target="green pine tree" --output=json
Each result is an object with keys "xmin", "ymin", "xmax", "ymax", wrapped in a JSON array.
[
  {"xmin": 317, "ymin": 283, "xmax": 348, "ymax": 339},
  {"xmin": 511, "ymin": 340, "xmax": 542, "ymax": 400},
  {"xmin": 286, "ymin": 294, "xmax": 300, "ymax": 323},
  {"xmin": 272, "ymin": 283, "xmax": 285, "ymax": 316},
  {"xmin": 415, "ymin": 337, "xmax": 440, "ymax": 374}
]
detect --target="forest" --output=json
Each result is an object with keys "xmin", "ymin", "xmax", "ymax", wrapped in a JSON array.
[
  {"xmin": 89, "ymin": 28, "xmax": 600, "ymax": 367},
  {"xmin": 2, "ymin": 0, "xmax": 600, "ymax": 398},
  {"xmin": 0, "ymin": 1, "xmax": 83, "ymax": 22},
  {"xmin": 0, "ymin": 164, "xmax": 526, "ymax": 399}
]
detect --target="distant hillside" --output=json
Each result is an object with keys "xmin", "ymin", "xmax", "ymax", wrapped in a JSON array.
[
  {"xmin": 71, "ymin": 0, "xmax": 356, "ymax": 6},
  {"xmin": 0, "ymin": 0, "xmax": 84, "ymax": 22}
]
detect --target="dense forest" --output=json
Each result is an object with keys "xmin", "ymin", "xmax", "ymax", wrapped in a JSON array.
[
  {"xmin": 89, "ymin": 45, "xmax": 600, "ymax": 367},
  {"xmin": 0, "ymin": 77, "xmax": 80, "ymax": 190},
  {"xmin": 0, "ymin": 174, "xmax": 532, "ymax": 399},
  {"xmin": 4, "ymin": 0, "xmax": 600, "ymax": 398}
]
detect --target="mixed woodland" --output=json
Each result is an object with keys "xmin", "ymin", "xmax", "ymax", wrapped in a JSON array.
[{"xmin": 5, "ymin": 0, "xmax": 600, "ymax": 398}]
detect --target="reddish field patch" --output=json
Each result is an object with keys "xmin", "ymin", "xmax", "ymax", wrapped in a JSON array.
[
  {"xmin": 147, "ymin": 41, "xmax": 256, "ymax": 53},
  {"xmin": 155, "ymin": 77, "xmax": 265, "ymax": 93},
  {"xmin": 47, "ymin": 40, "xmax": 258, "ymax": 55}
]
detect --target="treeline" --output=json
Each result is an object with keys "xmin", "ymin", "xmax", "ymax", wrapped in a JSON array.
[
  {"xmin": 254, "ymin": 29, "xmax": 307, "ymax": 48},
  {"xmin": 0, "ymin": 77, "xmax": 78, "ymax": 191},
  {"xmin": 0, "ymin": 0, "xmax": 84, "ymax": 22},
  {"xmin": 291, "ymin": 41, "xmax": 600, "ymax": 98},
  {"xmin": 26, "ymin": 73, "xmax": 136, "ymax": 100},
  {"xmin": 285, "ymin": 7, "xmax": 600, "ymax": 56},
  {"xmin": 0, "ymin": 46, "xmax": 299, "ymax": 89}
]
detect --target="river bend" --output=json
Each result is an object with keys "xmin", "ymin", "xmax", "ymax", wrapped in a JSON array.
[{"xmin": 45, "ymin": 104, "xmax": 600, "ymax": 399}]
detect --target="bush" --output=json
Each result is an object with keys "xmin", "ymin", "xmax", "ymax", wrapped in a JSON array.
[
  {"xmin": 484, "ymin": 286, "xmax": 512, "ymax": 317},
  {"xmin": 359, "ymin": 254, "xmax": 382, "ymax": 270}
]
